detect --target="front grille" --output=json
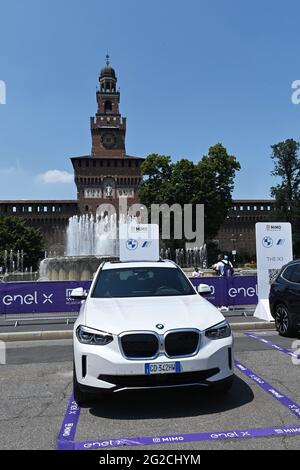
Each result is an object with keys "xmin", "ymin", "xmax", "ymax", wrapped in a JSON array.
[
  {"xmin": 121, "ymin": 333, "xmax": 159, "ymax": 358},
  {"xmin": 165, "ymin": 331, "xmax": 199, "ymax": 357},
  {"xmin": 98, "ymin": 368, "xmax": 220, "ymax": 389}
]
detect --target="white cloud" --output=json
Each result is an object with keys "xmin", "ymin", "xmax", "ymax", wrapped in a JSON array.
[{"xmin": 37, "ymin": 170, "xmax": 73, "ymax": 184}]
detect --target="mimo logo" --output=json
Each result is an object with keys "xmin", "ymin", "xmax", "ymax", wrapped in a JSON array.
[
  {"xmin": 0, "ymin": 80, "xmax": 6, "ymax": 105},
  {"xmin": 0, "ymin": 341, "xmax": 6, "ymax": 365},
  {"xmin": 291, "ymin": 340, "xmax": 300, "ymax": 366}
]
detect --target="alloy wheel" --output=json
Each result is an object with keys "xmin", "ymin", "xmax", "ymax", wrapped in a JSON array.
[{"xmin": 275, "ymin": 305, "xmax": 289, "ymax": 335}]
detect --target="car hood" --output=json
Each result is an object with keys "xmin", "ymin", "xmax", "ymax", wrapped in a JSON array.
[{"xmin": 83, "ymin": 295, "xmax": 225, "ymax": 335}]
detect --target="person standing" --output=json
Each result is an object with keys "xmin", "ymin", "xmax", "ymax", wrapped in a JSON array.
[
  {"xmin": 213, "ymin": 254, "xmax": 234, "ymax": 277},
  {"xmin": 221, "ymin": 255, "xmax": 234, "ymax": 277}
]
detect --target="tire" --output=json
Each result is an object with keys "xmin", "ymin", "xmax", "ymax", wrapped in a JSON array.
[
  {"xmin": 275, "ymin": 303, "xmax": 295, "ymax": 337},
  {"xmin": 73, "ymin": 362, "xmax": 90, "ymax": 405}
]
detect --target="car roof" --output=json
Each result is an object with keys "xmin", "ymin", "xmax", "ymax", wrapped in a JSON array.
[{"xmin": 101, "ymin": 259, "xmax": 177, "ymax": 270}]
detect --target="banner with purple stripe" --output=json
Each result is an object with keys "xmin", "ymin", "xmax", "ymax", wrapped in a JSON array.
[{"xmin": 0, "ymin": 275, "xmax": 258, "ymax": 315}]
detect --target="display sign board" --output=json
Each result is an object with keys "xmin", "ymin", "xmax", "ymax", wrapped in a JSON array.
[
  {"xmin": 254, "ymin": 222, "xmax": 293, "ymax": 320},
  {"xmin": 119, "ymin": 223, "xmax": 159, "ymax": 262}
]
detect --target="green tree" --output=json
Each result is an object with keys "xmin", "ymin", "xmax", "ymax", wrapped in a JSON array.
[
  {"xmin": 139, "ymin": 144, "xmax": 240, "ymax": 243},
  {"xmin": 139, "ymin": 154, "xmax": 173, "ymax": 206},
  {"xmin": 0, "ymin": 216, "xmax": 44, "ymax": 270},
  {"xmin": 270, "ymin": 138, "xmax": 300, "ymax": 255},
  {"xmin": 195, "ymin": 144, "xmax": 241, "ymax": 238}
]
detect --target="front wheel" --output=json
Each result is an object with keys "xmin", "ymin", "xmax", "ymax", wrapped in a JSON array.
[{"xmin": 275, "ymin": 303, "xmax": 295, "ymax": 337}]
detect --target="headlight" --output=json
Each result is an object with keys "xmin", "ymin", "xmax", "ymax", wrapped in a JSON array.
[
  {"xmin": 205, "ymin": 320, "xmax": 231, "ymax": 340},
  {"xmin": 76, "ymin": 325, "xmax": 113, "ymax": 345}
]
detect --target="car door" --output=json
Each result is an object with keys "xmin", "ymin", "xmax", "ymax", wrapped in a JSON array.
[{"xmin": 282, "ymin": 262, "xmax": 300, "ymax": 317}]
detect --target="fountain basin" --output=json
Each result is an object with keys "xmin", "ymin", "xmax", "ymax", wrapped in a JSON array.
[{"xmin": 39, "ymin": 256, "xmax": 118, "ymax": 281}]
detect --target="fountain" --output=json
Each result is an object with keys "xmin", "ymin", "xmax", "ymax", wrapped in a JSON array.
[
  {"xmin": 39, "ymin": 214, "xmax": 119, "ymax": 281},
  {"xmin": 66, "ymin": 213, "xmax": 118, "ymax": 256}
]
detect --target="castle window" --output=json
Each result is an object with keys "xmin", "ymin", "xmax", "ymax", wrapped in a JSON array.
[
  {"xmin": 260, "ymin": 206, "xmax": 264, "ymax": 210},
  {"xmin": 52, "ymin": 206, "xmax": 56, "ymax": 212},
  {"xmin": 93, "ymin": 160, "xmax": 96, "ymax": 167},
  {"xmin": 85, "ymin": 160, "xmax": 89, "ymax": 167},
  {"xmin": 267, "ymin": 206, "xmax": 271, "ymax": 211},
  {"xmin": 85, "ymin": 205, "xmax": 89, "ymax": 212},
  {"xmin": 78, "ymin": 160, "xmax": 81, "ymax": 167},
  {"xmin": 240, "ymin": 206, "xmax": 244, "ymax": 211},
  {"xmin": 128, "ymin": 160, "xmax": 132, "ymax": 167},
  {"xmin": 43, "ymin": 206, "xmax": 48, "ymax": 213},
  {"xmin": 100, "ymin": 160, "xmax": 103, "ymax": 167},
  {"xmin": 28, "ymin": 206, "xmax": 32, "ymax": 213},
  {"xmin": 104, "ymin": 100, "xmax": 112, "ymax": 112},
  {"xmin": 135, "ymin": 160, "xmax": 139, "ymax": 167},
  {"xmin": 12, "ymin": 206, "xmax": 16, "ymax": 213},
  {"xmin": 122, "ymin": 160, "xmax": 125, "ymax": 167},
  {"xmin": 107, "ymin": 160, "xmax": 111, "ymax": 167},
  {"xmin": 114, "ymin": 160, "xmax": 118, "ymax": 167},
  {"xmin": 253, "ymin": 206, "xmax": 257, "ymax": 211}
]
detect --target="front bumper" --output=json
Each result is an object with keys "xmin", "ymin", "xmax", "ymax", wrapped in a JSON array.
[{"xmin": 74, "ymin": 332, "xmax": 233, "ymax": 392}]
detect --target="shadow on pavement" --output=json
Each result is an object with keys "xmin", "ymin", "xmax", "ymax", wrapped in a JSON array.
[{"xmin": 86, "ymin": 375, "xmax": 254, "ymax": 420}]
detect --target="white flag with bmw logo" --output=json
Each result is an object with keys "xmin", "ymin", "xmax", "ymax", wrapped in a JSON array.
[
  {"xmin": 254, "ymin": 222, "xmax": 293, "ymax": 321},
  {"xmin": 119, "ymin": 223, "xmax": 159, "ymax": 262}
]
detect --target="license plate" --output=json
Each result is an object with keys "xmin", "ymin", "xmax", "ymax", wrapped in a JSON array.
[{"xmin": 145, "ymin": 362, "xmax": 181, "ymax": 375}]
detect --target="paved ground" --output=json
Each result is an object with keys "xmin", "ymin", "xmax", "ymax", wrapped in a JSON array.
[{"xmin": 1, "ymin": 329, "xmax": 300, "ymax": 450}]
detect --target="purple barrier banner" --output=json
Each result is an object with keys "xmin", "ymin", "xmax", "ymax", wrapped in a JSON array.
[
  {"xmin": 191, "ymin": 276, "xmax": 258, "ymax": 306},
  {"xmin": 0, "ymin": 276, "xmax": 258, "ymax": 315},
  {"xmin": 0, "ymin": 281, "xmax": 92, "ymax": 315}
]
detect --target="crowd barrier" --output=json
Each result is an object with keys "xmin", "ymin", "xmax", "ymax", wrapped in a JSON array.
[{"xmin": 0, "ymin": 276, "xmax": 258, "ymax": 315}]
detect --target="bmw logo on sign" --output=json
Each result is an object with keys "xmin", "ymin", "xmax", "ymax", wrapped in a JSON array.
[
  {"xmin": 156, "ymin": 324, "xmax": 164, "ymax": 330},
  {"xmin": 262, "ymin": 236, "xmax": 273, "ymax": 248},
  {"xmin": 126, "ymin": 239, "xmax": 138, "ymax": 250}
]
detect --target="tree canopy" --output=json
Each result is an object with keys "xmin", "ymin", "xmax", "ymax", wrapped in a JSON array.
[
  {"xmin": 270, "ymin": 138, "xmax": 300, "ymax": 255},
  {"xmin": 139, "ymin": 144, "xmax": 241, "ymax": 241},
  {"xmin": 0, "ymin": 216, "xmax": 44, "ymax": 270}
]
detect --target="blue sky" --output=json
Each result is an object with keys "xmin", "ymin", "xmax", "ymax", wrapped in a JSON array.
[{"xmin": 1, "ymin": 0, "xmax": 300, "ymax": 200}]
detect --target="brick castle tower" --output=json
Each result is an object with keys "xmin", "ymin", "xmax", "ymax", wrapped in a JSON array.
[{"xmin": 71, "ymin": 55, "xmax": 144, "ymax": 215}]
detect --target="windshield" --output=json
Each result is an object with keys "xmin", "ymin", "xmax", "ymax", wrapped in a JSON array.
[{"xmin": 91, "ymin": 266, "xmax": 196, "ymax": 298}]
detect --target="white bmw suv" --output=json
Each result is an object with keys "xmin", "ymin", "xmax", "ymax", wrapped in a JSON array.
[{"xmin": 72, "ymin": 260, "xmax": 234, "ymax": 404}]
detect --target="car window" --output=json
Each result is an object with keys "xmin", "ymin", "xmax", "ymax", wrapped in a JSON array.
[
  {"xmin": 289, "ymin": 264, "xmax": 300, "ymax": 283},
  {"xmin": 92, "ymin": 267, "xmax": 196, "ymax": 298},
  {"xmin": 282, "ymin": 264, "xmax": 300, "ymax": 283}
]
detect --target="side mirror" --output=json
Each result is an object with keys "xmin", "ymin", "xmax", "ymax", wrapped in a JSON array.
[
  {"xmin": 197, "ymin": 284, "xmax": 212, "ymax": 295},
  {"xmin": 70, "ymin": 287, "xmax": 88, "ymax": 300}
]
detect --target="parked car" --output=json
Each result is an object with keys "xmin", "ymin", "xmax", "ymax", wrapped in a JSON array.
[
  {"xmin": 269, "ymin": 259, "xmax": 300, "ymax": 336},
  {"xmin": 72, "ymin": 259, "xmax": 234, "ymax": 404}
]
